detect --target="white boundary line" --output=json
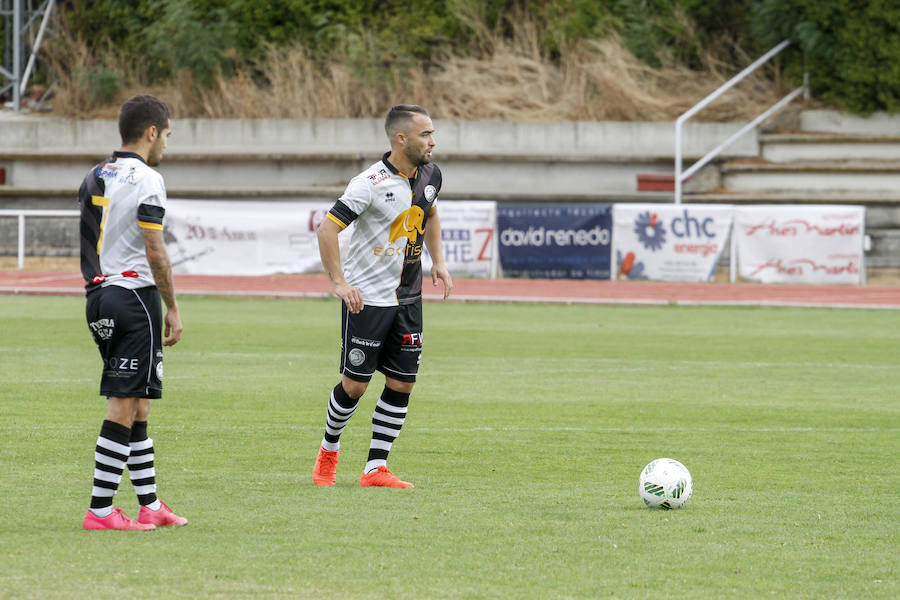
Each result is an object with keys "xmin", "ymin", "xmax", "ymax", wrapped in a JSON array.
[{"xmin": 1, "ymin": 286, "xmax": 899, "ymax": 310}]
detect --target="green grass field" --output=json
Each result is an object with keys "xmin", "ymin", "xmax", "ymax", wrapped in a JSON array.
[{"xmin": 1, "ymin": 294, "xmax": 897, "ymax": 599}]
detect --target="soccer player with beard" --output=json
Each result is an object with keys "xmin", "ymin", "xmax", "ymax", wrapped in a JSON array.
[
  {"xmin": 79, "ymin": 94, "xmax": 188, "ymax": 530},
  {"xmin": 313, "ymin": 104, "xmax": 453, "ymax": 488}
]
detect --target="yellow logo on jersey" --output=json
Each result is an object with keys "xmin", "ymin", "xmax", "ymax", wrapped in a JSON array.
[{"xmin": 388, "ymin": 206, "xmax": 426, "ymax": 243}]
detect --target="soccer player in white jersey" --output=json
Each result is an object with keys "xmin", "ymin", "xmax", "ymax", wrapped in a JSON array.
[
  {"xmin": 313, "ymin": 104, "xmax": 453, "ymax": 488},
  {"xmin": 79, "ymin": 94, "xmax": 187, "ymax": 530}
]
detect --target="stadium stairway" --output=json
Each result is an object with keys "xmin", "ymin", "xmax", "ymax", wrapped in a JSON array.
[{"xmin": 683, "ymin": 109, "xmax": 900, "ymax": 273}]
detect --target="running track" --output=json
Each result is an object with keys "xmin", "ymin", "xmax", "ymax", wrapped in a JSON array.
[{"xmin": 2, "ymin": 269, "xmax": 900, "ymax": 309}]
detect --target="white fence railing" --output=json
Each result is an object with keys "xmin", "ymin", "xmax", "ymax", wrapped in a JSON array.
[
  {"xmin": 674, "ymin": 40, "xmax": 807, "ymax": 204},
  {"xmin": 0, "ymin": 209, "xmax": 79, "ymax": 268}
]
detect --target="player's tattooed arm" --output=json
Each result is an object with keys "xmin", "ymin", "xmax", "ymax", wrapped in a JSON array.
[
  {"xmin": 143, "ymin": 228, "xmax": 183, "ymax": 345},
  {"xmin": 143, "ymin": 228, "xmax": 177, "ymax": 309}
]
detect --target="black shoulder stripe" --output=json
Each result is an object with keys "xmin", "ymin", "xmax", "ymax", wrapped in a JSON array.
[
  {"xmin": 329, "ymin": 201, "xmax": 359, "ymax": 226},
  {"xmin": 138, "ymin": 203, "xmax": 165, "ymax": 225}
]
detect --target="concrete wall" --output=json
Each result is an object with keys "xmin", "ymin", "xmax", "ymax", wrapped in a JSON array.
[{"xmin": 0, "ymin": 114, "xmax": 758, "ymax": 159}]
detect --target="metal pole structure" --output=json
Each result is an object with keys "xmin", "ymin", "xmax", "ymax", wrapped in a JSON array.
[
  {"xmin": 20, "ymin": 0, "xmax": 55, "ymax": 96},
  {"xmin": 18, "ymin": 213, "xmax": 26, "ymax": 269},
  {"xmin": 674, "ymin": 120, "xmax": 683, "ymax": 205},
  {"xmin": 12, "ymin": 0, "xmax": 22, "ymax": 111}
]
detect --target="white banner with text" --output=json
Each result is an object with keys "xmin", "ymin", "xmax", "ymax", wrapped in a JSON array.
[
  {"xmin": 612, "ymin": 204, "xmax": 733, "ymax": 282},
  {"xmin": 733, "ymin": 205, "xmax": 866, "ymax": 284},
  {"xmin": 165, "ymin": 199, "xmax": 498, "ymax": 278}
]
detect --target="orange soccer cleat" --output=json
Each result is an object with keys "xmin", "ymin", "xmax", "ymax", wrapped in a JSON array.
[
  {"xmin": 313, "ymin": 447, "xmax": 339, "ymax": 486},
  {"xmin": 359, "ymin": 465, "xmax": 414, "ymax": 488}
]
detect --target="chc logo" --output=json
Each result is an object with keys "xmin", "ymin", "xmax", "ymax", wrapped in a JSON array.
[
  {"xmin": 635, "ymin": 212, "xmax": 666, "ymax": 251},
  {"xmin": 636, "ymin": 209, "xmax": 716, "ymax": 251}
]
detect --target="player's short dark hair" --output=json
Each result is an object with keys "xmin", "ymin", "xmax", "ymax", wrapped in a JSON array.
[
  {"xmin": 119, "ymin": 94, "xmax": 171, "ymax": 145},
  {"xmin": 385, "ymin": 104, "xmax": 429, "ymax": 140}
]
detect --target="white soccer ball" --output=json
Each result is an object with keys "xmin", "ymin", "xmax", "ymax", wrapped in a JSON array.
[{"xmin": 639, "ymin": 458, "xmax": 693, "ymax": 509}]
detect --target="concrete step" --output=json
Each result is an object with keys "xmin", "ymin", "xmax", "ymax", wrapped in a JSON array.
[
  {"xmin": 684, "ymin": 189, "xmax": 900, "ymax": 205},
  {"xmin": 0, "ymin": 148, "xmax": 679, "ymax": 197},
  {"xmin": 721, "ymin": 160, "xmax": 900, "ymax": 194},
  {"xmin": 760, "ymin": 133, "xmax": 900, "ymax": 162},
  {"xmin": 800, "ymin": 109, "xmax": 900, "ymax": 136},
  {"xmin": 0, "ymin": 184, "xmax": 674, "ymax": 210},
  {"xmin": 684, "ymin": 191, "xmax": 900, "ymax": 225}
]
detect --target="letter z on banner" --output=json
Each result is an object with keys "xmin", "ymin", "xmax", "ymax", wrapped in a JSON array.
[
  {"xmin": 422, "ymin": 201, "xmax": 498, "ymax": 279},
  {"xmin": 733, "ymin": 205, "xmax": 865, "ymax": 284},
  {"xmin": 612, "ymin": 204, "xmax": 733, "ymax": 281}
]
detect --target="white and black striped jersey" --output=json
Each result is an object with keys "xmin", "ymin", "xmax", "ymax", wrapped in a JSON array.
[
  {"xmin": 78, "ymin": 151, "xmax": 166, "ymax": 292},
  {"xmin": 327, "ymin": 153, "xmax": 442, "ymax": 307}
]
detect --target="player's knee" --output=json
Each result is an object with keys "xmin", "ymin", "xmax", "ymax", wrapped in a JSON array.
[
  {"xmin": 340, "ymin": 376, "xmax": 368, "ymax": 399},
  {"xmin": 106, "ymin": 396, "xmax": 140, "ymax": 426},
  {"xmin": 385, "ymin": 378, "xmax": 415, "ymax": 395}
]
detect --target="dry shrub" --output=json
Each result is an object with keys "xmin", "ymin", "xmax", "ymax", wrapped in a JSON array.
[
  {"xmin": 43, "ymin": 9, "xmax": 784, "ymax": 122},
  {"xmin": 420, "ymin": 7, "xmax": 781, "ymax": 122},
  {"xmin": 41, "ymin": 24, "xmax": 123, "ymax": 118},
  {"xmin": 188, "ymin": 44, "xmax": 389, "ymax": 119}
]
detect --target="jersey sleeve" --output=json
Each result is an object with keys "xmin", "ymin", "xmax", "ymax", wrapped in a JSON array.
[
  {"xmin": 137, "ymin": 171, "xmax": 167, "ymax": 231},
  {"xmin": 327, "ymin": 175, "xmax": 371, "ymax": 229},
  {"xmin": 427, "ymin": 164, "xmax": 442, "ymax": 212}
]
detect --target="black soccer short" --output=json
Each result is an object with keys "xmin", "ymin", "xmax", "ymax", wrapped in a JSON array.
[
  {"xmin": 340, "ymin": 301, "xmax": 424, "ymax": 383},
  {"xmin": 85, "ymin": 285, "xmax": 164, "ymax": 399}
]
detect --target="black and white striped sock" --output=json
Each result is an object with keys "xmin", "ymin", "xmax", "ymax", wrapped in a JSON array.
[
  {"xmin": 321, "ymin": 383, "xmax": 359, "ymax": 452},
  {"xmin": 89, "ymin": 420, "xmax": 131, "ymax": 517},
  {"xmin": 364, "ymin": 387, "xmax": 410, "ymax": 474},
  {"xmin": 128, "ymin": 420, "xmax": 159, "ymax": 509}
]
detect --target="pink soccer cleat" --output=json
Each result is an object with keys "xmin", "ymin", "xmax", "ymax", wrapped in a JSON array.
[
  {"xmin": 83, "ymin": 508, "xmax": 156, "ymax": 531},
  {"xmin": 138, "ymin": 501, "xmax": 188, "ymax": 527}
]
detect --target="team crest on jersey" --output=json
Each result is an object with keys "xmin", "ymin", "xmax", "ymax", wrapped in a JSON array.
[
  {"xmin": 388, "ymin": 206, "xmax": 426, "ymax": 243},
  {"xmin": 89, "ymin": 318, "xmax": 115, "ymax": 340},
  {"xmin": 424, "ymin": 185, "xmax": 437, "ymax": 202},
  {"xmin": 348, "ymin": 348, "xmax": 366, "ymax": 366},
  {"xmin": 385, "ymin": 191, "xmax": 395, "ymax": 202}
]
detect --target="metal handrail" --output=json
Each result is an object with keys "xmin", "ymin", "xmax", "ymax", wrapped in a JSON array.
[
  {"xmin": 0, "ymin": 208, "xmax": 78, "ymax": 269},
  {"xmin": 674, "ymin": 40, "xmax": 805, "ymax": 203}
]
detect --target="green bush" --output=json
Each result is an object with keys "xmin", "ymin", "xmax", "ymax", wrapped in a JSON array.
[
  {"xmin": 80, "ymin": 67, "xmax": 122, "ymax": 105},
  {"xmin": 59, "ymin": 0, "xmax": 236, "ymax": 87},
  {"xmin": 752, "ymin": 0, "xmax": 900, "ymax": 114}
]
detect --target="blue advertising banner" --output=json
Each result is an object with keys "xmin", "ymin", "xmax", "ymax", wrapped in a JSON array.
[{"xmin": 497, "ymin": 204, "xmax": 612, "ymax": 279}]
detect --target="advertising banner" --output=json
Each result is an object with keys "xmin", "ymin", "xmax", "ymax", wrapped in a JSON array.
[
  {"xmin": 165, "ymin": 199, "xmax": 332, "ymax": 275},
  {"xmin": 422, "ymin": 201, "xmax": 498, "ymax": 279},
  {"xmin": 733, "ymin": 205, "xmax": 865, "ymax": 284},
  {"xmin": 612, "ymin": 204, "xmax": 733, "ymax": 282},
  {"xmin": 165, "ymin": 199, "xmax": 498, "ymax": 278},
  {"xmin": 496, "ymin": 204, "xmax": 612, "ymax": 279}
]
